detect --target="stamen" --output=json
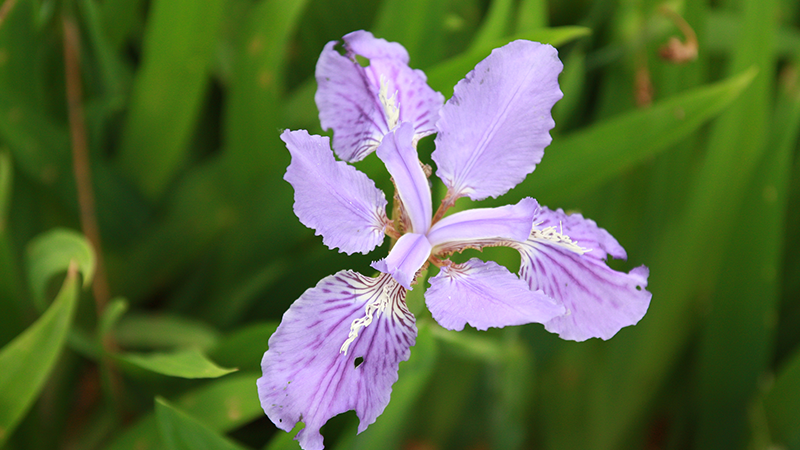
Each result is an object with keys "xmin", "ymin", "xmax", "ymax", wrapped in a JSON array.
[
  {"xmin": 531, "ymin": 220, "xmax": 591, "ymax": 255},
  {"xmin": 379, "ymin": 75, "xmax": 400, "ymax": 130}
]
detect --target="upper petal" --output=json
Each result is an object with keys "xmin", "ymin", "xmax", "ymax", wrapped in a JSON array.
[
  {"xmin": 342, "ymin": 30, "xmax": 410, "ymax": 61},
  {"xmin": 432, "ymin": 40, "xmax": 563, "ymax": 200},
  {"xmin": 282, "ymin": 130, "xmax": 387, "ymax": 255},
  {"xmin": 425, "ymin": 258, "xmax": 564, "ymax": 331},
  {"xmin": 427, "ymin": 197, "xmax": 538, "ymax": 253},
  {"xmin": 376, "ymin": 122, "xmax": 432, "ymax": 233},
  {"xmin": 514, "ymin": 206, "xmax": 651, "ymax": 341},
  {"xmin": 371, "ymin": 232, "xmax": 432, "ymax": 289},
  {"xmin": 315, "ymin": 31, "xmax": 444, "ymax": 162},
  {"xmin": 258, "ymin": 271, "xmax": 416, "ymax": 450}
]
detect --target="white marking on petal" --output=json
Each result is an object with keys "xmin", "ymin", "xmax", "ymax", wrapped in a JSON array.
[
  {"xmin": 340, "ymin": 277, "xmax": 406, "ymax": 354},
  {"xmin": 379, "ymin": 74, "xmax": 400, "ymax": 130},
  {"xmin": 530, "ymin": 220, "xmax": 591, "ymax": 255}
]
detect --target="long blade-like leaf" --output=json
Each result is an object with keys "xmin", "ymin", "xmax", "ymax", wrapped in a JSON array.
[
  {"xmin": 155, "ymin": 398, "xmax": 246, "ymax": 450},
  {"xmin": 0, "ymin": 265, "xmax": 80, "ymax": 446},
  {"xmin": 496, "ymin": 68, "xmax": 756, "ymax": 207},
  {"xmin": 116, "ymin": 0, "xmax": 226, "ymax": 199}
]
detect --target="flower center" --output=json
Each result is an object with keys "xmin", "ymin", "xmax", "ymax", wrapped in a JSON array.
[{"xmin": 530, "ymin": 221, "xmax": 591, "ymax": 255}]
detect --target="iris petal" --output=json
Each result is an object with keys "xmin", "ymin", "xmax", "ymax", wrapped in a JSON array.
[
  {"xmin": 282, "ymin": 130, "xmax": 387, "ymax": 255},
  {"xmin": 371, "ymin": 233, "xmax": 432, "ymax": 289},
  {"xmin": 376, "ymin": 122, "xmax": 432, "ymax": 233},
  {"xmin": 432, "ymin": 40, "xmax": 563, "ymax": 200},
  {"xmin": 315, "ymin": 31, "xmax": 444, "ymax": 162},
  {"xmin": 258, "ymin": 271, "xmax": 416, "ymax": 450},
  {"xmin": 427, "ymin": 197, "xmax": 537, "ymax": 252},
  {"xmin": 515, "ymin": 206, "xmax": 651, "ymax": 341},
  {"xmin": 425, "ymin": 258, "xmax": 564, "ymax": 331}
]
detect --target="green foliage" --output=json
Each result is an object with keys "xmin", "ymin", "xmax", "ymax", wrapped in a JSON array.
[
  {"xmin": 116, "ymin": 348, "xmax": 237, "ymax": 379},
  {"xmin": 765, "ymin": 348, "xmax": 800, "ymax": 448},
  {"xmin": 0, "ymin": 264, "xmax": 80, "ymax": 447},
  {"xmin": 155, "ymin": 398, "xmax": 247, "ymax": 450},
  {"xmin": 25, "ymin": 228, "xmax": 95, "ymax": 310},
  {"xmin": 0, "ymin": 0, "xmax": 798, "ymax": 449}
]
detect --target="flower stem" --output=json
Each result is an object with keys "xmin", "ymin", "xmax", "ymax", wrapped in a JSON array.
[
  {"xmin": 63, "ymin": 15, "xmax": 111, "ymax": 314},
  {"xmin": 63, "ymin": 12, "xmax": 125, "ymax": 419}
]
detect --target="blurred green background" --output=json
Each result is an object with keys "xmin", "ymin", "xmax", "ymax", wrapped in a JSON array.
[{"xmin": 1, "ymin": 0, "xmax": 799, "ymax": 449}]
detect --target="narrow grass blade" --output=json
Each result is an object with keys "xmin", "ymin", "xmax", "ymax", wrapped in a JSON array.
[
  {"xmin": 0, "ymin": 265, "xmax": 80, "ymax": 446},
  {"xmin": 155, "ymin": 398, "xmax": 247, "ymax": 450},
  {"xmin": 106, "ymin": 372, "xmax": 264, "ymax": 450},
  {"xmin": 117, "ymin": 348, "xmax": 237, "ymax": 379},
  {"xmin": 498, "ymin": 68, "xmax": 756, "ymax": 207},
  {"xmin": 116, "ymin": 0, "xmax": 226, "ymax": 199}
]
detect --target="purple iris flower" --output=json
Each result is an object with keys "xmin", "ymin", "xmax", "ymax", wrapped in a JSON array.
[{"xmin": 258, "ymin": 31, "xmax": 651, "ymax": 450}]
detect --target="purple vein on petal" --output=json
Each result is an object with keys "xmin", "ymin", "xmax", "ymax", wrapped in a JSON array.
[
  {"xmin": 316, "ymin": 31, "xmax": 444, "ymax": 162},
  {"xmin": 432, "ymin": 41, "xmax": 563, "ymax": 200},
  {"xmin": 258, "ymin": 271, "xmax": 416, "ymax": 450},
  {"xmin": 513, "ymin": 205, "xmax": 651, "ymax": 341},
  {"xmin": 425, "ymin": 258, "xmax": 564, "ymax": 331}
]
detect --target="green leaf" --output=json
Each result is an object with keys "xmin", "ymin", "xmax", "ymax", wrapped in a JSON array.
[
  {"xmin": 106, "ymin": 372, "xmax": 263, "ymax": 450},
  {"xmin": 200, "ymin": 260, "xmax": 288, "ymax": 329},
  {"xmin": 76, "ymin": 0, "xmax": 131, "ymax": 106},
  {"xmin": 116, "ymin": 0, "xmax": 227, "ymax": 199},
  {"xmin": 222, "ymin": 0, "xmax": 309, "ymax": 186},
  {"xmin": 209, "ymin": 322, "xmax": 278, "ymax": 373},
  {"xmin": 695, "ymin": 49, "xmax": 797, "ymax": 449},
  {"xmin": 263, "ymin": 423, "xmax": 304, "ymax": 450},
  {"xmin": 496, "ymin": 68, "xmax": 757, "ymax": 207},
  {"xmin": 117, "ymin": 348, "xmax": 237, "ymax": 379},
  {"xmin": 155, "ymin": 398, "xmax": 247, "ymax": 450},
  {"xmin": 429, "ymin": 323, "xmax": 504, "ymax": 363},
  {"xmin": 580, "ymin": 0, "xmax": 776, "ymax": 446},
  {"xmin": 488, "ymin": 331, "xmax": 534, "ymax": 450},
  {"xmin": 25, "ymin": 228, "xmax": 95, "ymax": 311},
  {"xmin": 106, "ymin": 162, "xmax": 232, "ymax": 304},
  {"xmin": 373, "ymin": 0, "xmax": 450, "ymax": 69},
  {"xmin": 113, "ymin": 313, "xmax": 221, "ymax": 351},
  {"xmin": 0, "ymin": 264, "xmax": 80, "ymax": 446},
  {"xmin": 426, "ymin": 27, "xmax": 591, "ymax": 97},
  {"xmin": 764, "ymin": 347, "xmax": 800, "ymax": 448},
  {"xmin": 0, "ymin": 150, "xmax": 25, "ymax": 346},
  {"xmin": 515, "ymin": 0, "xmax": 548, "ymax": 32},
  {"xmin": 706, "ymin": 11, "xmax": 800, "ymax": 61},
  {"xmin": 469, "ymin": 0, "xmax": 515, "ymax": 50},
  {"xmin": 99, "ymin": 297, "xmax": 129, "ymax": 339},
  {"xmin": 98, "ymin": 0, "xmax": 146, "ymax": 51},
  {"xmin": 0, "ymin": 0, "xmax": 75, "ymax": 203},
  {"xmin": 551, "ymin": 48, "xmax": 586, "ymax": 130}
]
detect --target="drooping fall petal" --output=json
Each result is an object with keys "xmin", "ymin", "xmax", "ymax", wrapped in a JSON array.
[
  {"xmin": 258, "ymin": 271, "xmax": 416, "ymax": 450},
  {"xmin": 315, "ymin": 31, "xmax": 443, "ymax": 162},
  {"xmin": 425, "ymin": 258, "xmax": 564, "ymax": 331},
  {"xmin": 514, "ymin": 206, "xmax": 651, "ymax": 341},
  {"xmin": 282, "ymin": 130, "xmax": 387, "ymax": 255},
  {"xmin": 432, "ymin": 40, "xmax": 563, "ymax": 200}
]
